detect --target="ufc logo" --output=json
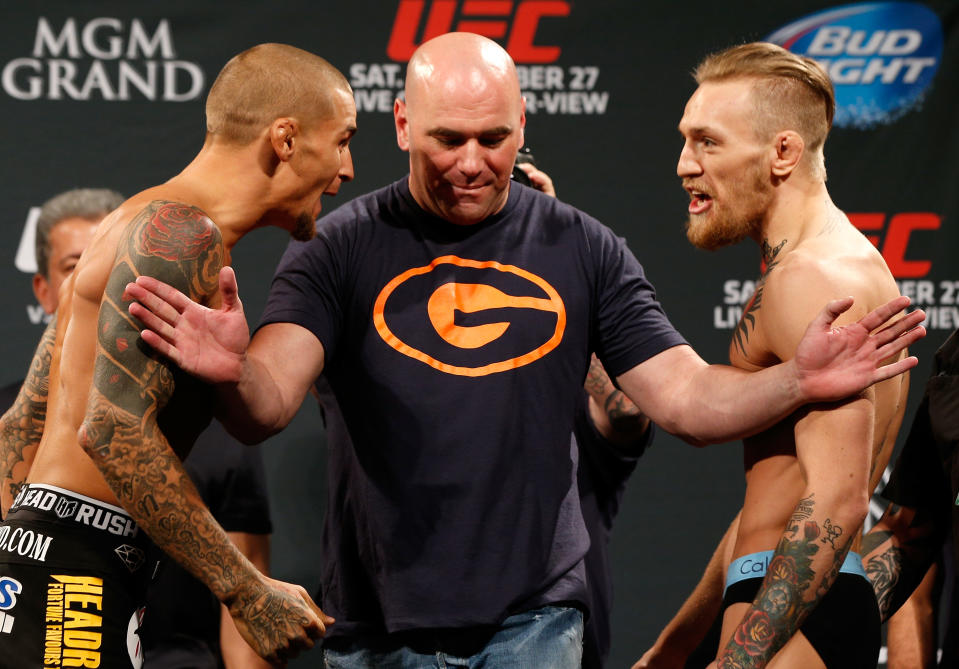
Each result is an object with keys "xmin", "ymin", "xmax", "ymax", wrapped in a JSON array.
[
  {"xmin": 849, "ymin": 212, "xmax": 940, "ymax": 278},
  {"xmin": 387, "ymin": 0, "xmax": 571, "ymax": 63}
]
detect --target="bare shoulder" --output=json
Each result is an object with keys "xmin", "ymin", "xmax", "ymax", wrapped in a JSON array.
[
  {"xmin": 761, "ymin": 228, "xmax": 898, "ymax": 358},
  {"xmin": 116, "ymin": 200, "xmax": 224, "ymax": 305},
  {"xmin": 73, "ymin": 196, "xmax": 223, "ymax": 307}
]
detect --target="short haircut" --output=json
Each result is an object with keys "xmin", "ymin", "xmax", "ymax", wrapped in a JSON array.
[
  {"xmin": 695, "ymin": 42, "xmax": 835, "ymax": 176},
  {"xmin": 35, "ymin": 188, "xmax": 124, "ymax": 277},
  {"xmin": 206, "ymin": 43, "xmax": 350, "ymax": 144}
]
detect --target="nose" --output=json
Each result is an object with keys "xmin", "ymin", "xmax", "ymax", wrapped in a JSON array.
[
  {"xmin": 676, "ymin": 141, "xmax": 701, "ymax": 179},
  {"xmin": 339, "ymin": 147, "xmax": 355, "ymax": 183},
  {"xmin": 458, "ymin": 140, "xmax": 483, "ymax": 179}
]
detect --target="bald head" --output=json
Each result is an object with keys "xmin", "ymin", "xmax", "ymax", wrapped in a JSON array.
[
  {"xmin": 395, "ymin": 33, "xmax": 526, "ymax": 225},
  {"xmin": 206, "ymin": 43, "xmax": 351, "ymax": 144},
  {"xmin": 405, "ymin": 33, "xmax": 522, "ymax": 116}
]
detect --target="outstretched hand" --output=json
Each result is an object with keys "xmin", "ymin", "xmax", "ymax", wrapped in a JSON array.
[
  {"xmin": 124, "ymin": 266, "xmax": 250, "ymax": 384},
  {"xmin": 228, "ymin": 575, "xmax": 333, "ymax": 666},
  {"xmin": 794, "ymin": 296, "xmax": 925, "ymax": 402}
]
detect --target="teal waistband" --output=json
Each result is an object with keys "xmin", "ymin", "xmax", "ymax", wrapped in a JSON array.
[{"xmin": 724, "ymin": 550, "xmax": 867, "ymax": 594}]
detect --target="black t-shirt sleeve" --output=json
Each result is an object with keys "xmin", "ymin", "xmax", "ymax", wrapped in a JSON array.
[
  {"xmin": 258, "ymin": 229, "xmax": 347, "ymax": 363},
  {"xmin": 587, "ymin": 223, "xmax": 687, "ymax": 377}
]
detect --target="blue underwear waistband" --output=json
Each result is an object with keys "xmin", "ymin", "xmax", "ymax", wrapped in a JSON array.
[{"xmin": 724, "ymin": 550, "xmax": 867, "ymax": 594}]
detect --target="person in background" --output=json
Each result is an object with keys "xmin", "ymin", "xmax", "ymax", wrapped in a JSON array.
[
  {"xmin": 0, "ymin": 188, "xmax": 123, "ymax": 409},
  {"xmin": 863, "ymin": 326, "xmax": 959, "ymax": 667}
]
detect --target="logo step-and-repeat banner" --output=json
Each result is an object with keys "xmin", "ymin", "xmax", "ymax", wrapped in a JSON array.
[{"xmin": 1, "ymin": 3, "xmax": 955, "ymax": 667}]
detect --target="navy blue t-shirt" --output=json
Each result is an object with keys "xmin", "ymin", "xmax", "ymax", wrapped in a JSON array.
[{"xmin": 260, "ymin": 177, "xmax": 686, "ymax": 636}]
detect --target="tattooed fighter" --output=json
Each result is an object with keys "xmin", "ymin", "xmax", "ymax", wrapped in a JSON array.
[
  {"xmin": 0, "ymin": 43, "xmax": 355, "ymax": 667},
  {"xmin": 670, "ymin": 43, "xmax": 909, "ymax": 669}
]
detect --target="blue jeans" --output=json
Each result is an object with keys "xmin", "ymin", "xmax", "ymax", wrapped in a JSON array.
[{"xmin": 323, "ymin": 606, "xmax": 584, "ymax": 669}]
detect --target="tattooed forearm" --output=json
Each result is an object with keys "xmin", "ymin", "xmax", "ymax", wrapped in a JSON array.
[
  {"xmin": 784, "ymin": 494, "xmax": 815, "ymax": 533},
  {"xmin": 604, "ymin": 389, "xmax": 643, "ymax": 432},
  {"xmin": 584, "ymin": 354, "xmax": 610, "ymax": 398},
  {"xmin": 75, "ymin": 200, "xmax": 254, "ymax": 604},
  {"xmin": 585, "ymin": 354, "xmax": 648, "ymax": 439},
  {"xmin": 866, "ymin": 546, "xmax": 904, "ymax": 619},
  {"xmin": 0, "ymin": 315, "xmax": 57, "ymax": 514},
  {"xmin": 79, "ymin": 388, "xmax": 246, "ymax": 598},
  {"xmin": 716, "ymin": 495, "xmax": 852, "ymax": 668},
  {"xmin": 862, "ymin": 503, "xmax": 944, "ymax": 621}
]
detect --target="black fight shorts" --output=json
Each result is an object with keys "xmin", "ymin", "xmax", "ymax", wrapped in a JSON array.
[
  {"xmin": 0, "ymin": 483, "xmax": 155, "ymax": 668},
  {"xmin": 722, "ymin": 550, "xmax": 880, "ymax": 669}
]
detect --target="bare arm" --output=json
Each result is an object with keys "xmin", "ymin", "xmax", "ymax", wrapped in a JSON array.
[
  {"xmin": 220, "ymin": 531, "xmax": 274, "ymax": 669},
  {"xmin": 81, "ymin": 202, "xmax": 327, "ymax": 663},
  {"xmin": 584, "ymin": 353, "xmax": 650, "ymax": 447},
  {"xmin": 712, "ymin": 263, "xmax": 888, "ymax": 667},
  {"xmin": 0, "ymin": 316, "xmax": 57, "ymax": 516},
  {"xmin": 125, "ymin": 268, "xmax": 325, "ymax": 443},
  {"xmin": 860, "ymin": 501, "xmax": 943, "ymax": 622},
  {"xmin": 617, "ymin": 297, "xmax": 924, "ymax": 445},
  {"xmin": 634, "ymin": 512, "xmax": 739, "ymax": 669},
  {"xmin": 715, "ymin": 395, "xmax": 874, "ymax": 668}
]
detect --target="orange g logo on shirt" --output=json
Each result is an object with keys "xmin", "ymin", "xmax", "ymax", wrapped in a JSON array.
[{"xmin": 373, "ymin": 255, "xmax": 566, "ymax": 376}]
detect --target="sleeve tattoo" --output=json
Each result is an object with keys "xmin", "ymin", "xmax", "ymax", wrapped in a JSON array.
[
  {"xmin": 716, "ymin": 494, "xmax": 852, "ymax": 668},
  {"xmin": 77, "ymin": 201, "xmax": 251, "ymax": 600},
  {"xmin": 0, "ymin": 315, "xmax": 57, "ymax": 515}
]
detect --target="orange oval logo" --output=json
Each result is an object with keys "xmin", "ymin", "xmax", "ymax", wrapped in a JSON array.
[{"xmin": 373, "ymin": 255, "xmax": 566, "ymax": 377}]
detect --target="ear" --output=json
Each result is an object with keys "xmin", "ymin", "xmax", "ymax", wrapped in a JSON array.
[
  {"xmin": 269, "ymin": 118, "xmax": 298, "ymax": 162},
  {"xmin": 518, "ymin": 97, "xmax": 527, "ymax": 150},
  {"xmin": 33, "ymin": 274, "xmax": 55, "ymax": 315},
  {"xmin": 771, "ymin": 131, "xmax": 804, "ymax": 177},
  {"xmin": 394, "ymin": 97, "xmax": 410, "ymax": 151}
]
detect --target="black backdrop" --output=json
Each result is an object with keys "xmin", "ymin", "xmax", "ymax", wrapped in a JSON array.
[{"xmin": 1, "ymin": 2, "xmax": 956, "ymax": 666}]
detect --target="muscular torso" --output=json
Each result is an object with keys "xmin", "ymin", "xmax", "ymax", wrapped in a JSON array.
[
  {"xmin": 26, "ymin": 188, "xmax": 221, "ymax": 504},
  {"xmin": 729, "ymin": 221, "xmax": 908, "ymax": 562}
]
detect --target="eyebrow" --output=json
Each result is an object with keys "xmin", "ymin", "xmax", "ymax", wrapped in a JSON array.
[
  {"xmin": 428, "ymin": 126, "xmax": 513, "ymax": 138},
  {"xmin": 678, "ymin": 124, "xmax": 715, "ymax": 137}
]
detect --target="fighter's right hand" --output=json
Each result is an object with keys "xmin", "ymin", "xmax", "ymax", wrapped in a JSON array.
[
  {"xmin": 125, "ymin": 266, "xmax": 250, "ymax": 383},
  {"xmin": 227, "ymin": 574, "xmax": 333, "ymax": 666}
]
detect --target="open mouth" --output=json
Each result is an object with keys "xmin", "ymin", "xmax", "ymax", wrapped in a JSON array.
[{"xmin": 687, "ymin": 188, "xmax": 712, "ymax": 215}]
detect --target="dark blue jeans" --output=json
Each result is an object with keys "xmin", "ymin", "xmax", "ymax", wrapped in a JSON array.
[{"xmin": 323, "ymin": 606, "xmax": 583, "ymax": 668}]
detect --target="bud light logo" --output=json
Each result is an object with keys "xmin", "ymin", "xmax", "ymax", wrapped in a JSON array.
[{"xmin": 766, "ymin": 2, "xmax": 943, "ymax": 129}]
